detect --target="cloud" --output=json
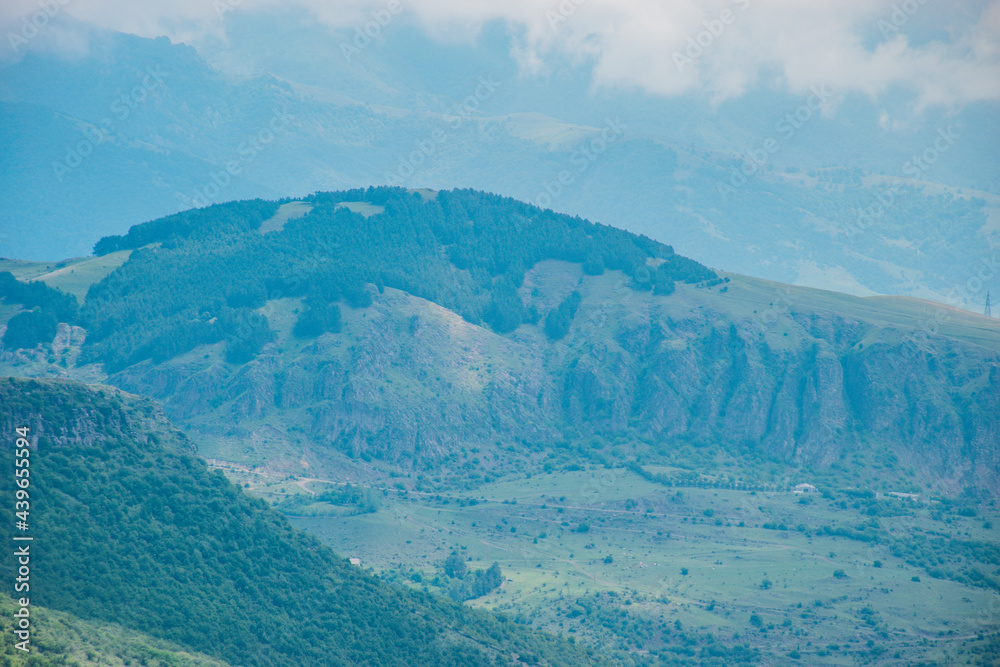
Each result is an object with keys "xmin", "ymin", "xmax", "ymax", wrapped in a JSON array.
[{"xmin": 3, "ymin": 0, "xmax": 999, "ymax": 109}]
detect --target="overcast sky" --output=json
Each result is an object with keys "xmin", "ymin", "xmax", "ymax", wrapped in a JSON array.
[{"xmin": 3, "ymin": 0, "xmax": 999, "ymax": 111}]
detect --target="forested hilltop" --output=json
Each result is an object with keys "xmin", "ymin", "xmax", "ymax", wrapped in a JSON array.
[
  {"xmin": 1, "ymin": 189, "xmax": 998, "ymax": 665},
  {"xmin": 0, "ymin": 377, "xmax": 619, "ymax": 667},
  {"xmin": 1, "ymin": 187, "xmax": 998, "ymax": 495},
  {"xmin": 82, "ymin": 188, "xmax": 714, "ymax": 371}
]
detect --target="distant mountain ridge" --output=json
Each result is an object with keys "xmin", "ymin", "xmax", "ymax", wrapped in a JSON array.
[
  {"xmin": 1, "ymin": 13, "xmax": 998, "ymax": 308},
  {"xmin": 2, "ymin": 188, "xmax": 997, "ymax": 497}
]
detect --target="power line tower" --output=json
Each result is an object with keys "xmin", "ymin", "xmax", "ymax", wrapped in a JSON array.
[{"xmin": 986, "ymin": 291, "xmax": 993, "ymax": 318}]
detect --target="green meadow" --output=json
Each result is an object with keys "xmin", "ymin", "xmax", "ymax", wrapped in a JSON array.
[{"xmin": 211, "ymin": 462, "xmax": 1000, "ymax": 665}]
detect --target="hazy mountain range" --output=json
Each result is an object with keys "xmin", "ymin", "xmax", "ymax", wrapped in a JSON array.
[
  {"xmin": 2, "ymin": 12, "xmax": 998, "ymax": 309},
  {"xmin": 1, "ymin": 4, "xmax": 999, "ymax": 665}
]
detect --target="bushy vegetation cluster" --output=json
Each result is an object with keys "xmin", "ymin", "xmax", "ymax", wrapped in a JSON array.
[
  {"xmin": 0, "ymin": 591, "xmax": 228, "ymax": 666},
  {"xmin": 439, "ymin": 554, "xmax": 503, "ymax": 602},
  {"xmin": 2, "ymin": 308, "xmax": 58, "ymax": 350},
  {"xmin": 0, "ymin": 378, "xmax": 611, "ymax": 667},
  {"xmin": 277, "ymin": 484, "xmax": 382, "ymax": 516},
  {"xmin": 92, "ymin": 199, "xmax": 280, "ymax": 255},
  {"xmin": 545, "ymin": 291, "xmax": 582, "ymax": 340},
  {"xmin": 889, "ymin": 534, "xmax": 1000, "ymax": 590},
  {"xmin": 0, "ymin": 272, "xmax": 79, "ymax": 350},
  {"xmin": 293, "ymin": 295, "xmax": 343, "ymax": 338},
  {"xmin": 549, "ymin": 592, "xmax": 760, "ymax": 666},
  {"xmin": 81, "ymin": 188, "xmax": 715, "ymax": 371}
]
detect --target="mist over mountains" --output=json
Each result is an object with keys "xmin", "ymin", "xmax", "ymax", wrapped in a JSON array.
[
  {"xmin": 2, "ymin": 3, "xmax": 1000, "ymax": 665},
  {"xmin": 2, "ymin": 11, "xmax": 998, "ymax": 310}
]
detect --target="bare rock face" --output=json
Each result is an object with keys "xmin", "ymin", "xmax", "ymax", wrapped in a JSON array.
[
  {"xmin": 107, "ymin": 268, "xmax": 1000, "ymax": 494},
  {"xmin": 841, "ymin": 336, "xmax": 1000, "ymax": 491}
]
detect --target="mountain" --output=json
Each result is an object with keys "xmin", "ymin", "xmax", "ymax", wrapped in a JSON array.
[
  {"xmin": 2, "ymin": 187, "xmax": 998, "ymax": 498},
  {"xmin": 0, "ymin": 376, "xmax": 614, "ymax": 666},
  {"xmin": 1, "ymin": 188, "xmax": 998, "ymax": 665},
  {"xmin": 2, "ymin": 15, "xmax": 998, "ymax": 308}
]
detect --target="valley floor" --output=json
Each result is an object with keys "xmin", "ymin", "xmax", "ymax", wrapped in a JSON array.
[{"xmin": 211, "ymin": 461, "xmax": 1000, "ymax": 666}]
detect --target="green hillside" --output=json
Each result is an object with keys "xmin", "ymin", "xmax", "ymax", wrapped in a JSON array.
[
  {"xmin": 1, "ymin": 188, "xmax": 997, "ymax": 498},
  {"xmin": 80, "ymin": 188, "xmax": 711, "ymax": 372},
  {"xmin": 0, "ymin": 377, "xmax": 616, "ymax": 667},
  {"xmin": 0, "ymin": 593, "xmax": 230, "ymax": 667},
  {"xmin": 1, "ymin": 190, "xmax": 998, "ymax": 665}
]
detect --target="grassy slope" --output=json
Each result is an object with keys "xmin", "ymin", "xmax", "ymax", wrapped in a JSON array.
[
  {"xmin": 716, "ymin": 271, "xmax": 1000, "ymax": 353},
  {"xmin": 0, "ymin": 593, "xmax": 230, "ymax": 666},
  {"xmin": 230, "ymin": 465, "xmax": 1000, "ymax": 666},
  {"xmin": 258, "ymin": 201, "xmax": 313, "ymax": 234},
  {"xmin": 185, "ymin": 261, "xmax": 999, "ymax": 664},
  {"xmin": 0, "ymin": 250, "xmax": 133, "ymax": 303},
  {"xmin": 7, "ymin": 255, "xmax": 993, "ymax": 495}
]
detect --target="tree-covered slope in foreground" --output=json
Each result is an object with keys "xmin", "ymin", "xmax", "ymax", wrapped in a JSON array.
[
  {"xmin": 0, "ymin": 377, "xmax": 613, "ymax": 667},
  {"xmin": 0, "ymin": 591, "xmax": 230, "ymax": 667}
]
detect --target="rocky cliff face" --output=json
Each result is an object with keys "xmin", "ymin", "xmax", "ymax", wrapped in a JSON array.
[
  {"xmin": 0, "ymin": 376, "xmax": 196, "ymax": 457},
  {"xmin": 108, "ymin": 263, "xmax": 1000, "ymax": 494}
]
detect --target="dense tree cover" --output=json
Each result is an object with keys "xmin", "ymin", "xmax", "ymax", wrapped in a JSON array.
[
  {"xmin": 0, "ymin": 271, "xmax": 78, "ymax": 323},
  {"xmin": 447, "ymin": 563, "xmax": 504, "ymax": 602},
  {"xmin": 0, "ymin": 378, "xmax": 617, "ymax": 667},
  {"xmin": 92, "ymin": 199, "xmax": 280, "ymax": 255},
  {"xmin": 293, "ymin": 295, "xmax": 343, "ymax": 338},
  {"xmin": 545, "ymin": 291, "xmax": 582, "ymax": 340},
  {"xmin": 444, "ymin": 552, "xmax": 468, "ymax": 579},
  {"xmin": 440, "ymin": 554, "xmax": 502, "ymax": 602},
  {"xmin": 2, "ymin": 308, "xmax": 58, "ymax": 349},
  {"xmin": 80, "ymin": 188, "xmax": 715, "ymax": 371}
]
